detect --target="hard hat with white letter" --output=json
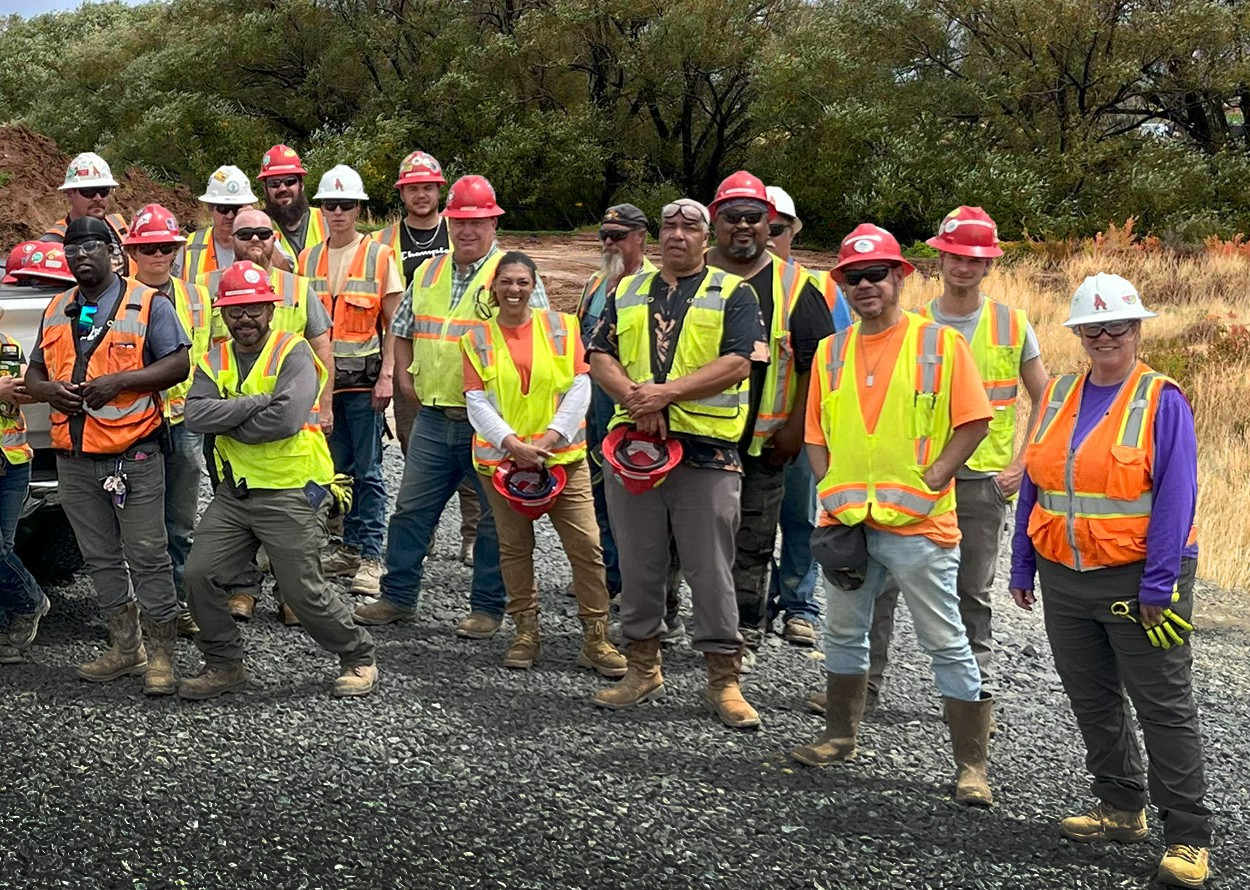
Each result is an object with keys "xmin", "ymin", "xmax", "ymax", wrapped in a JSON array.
[
  {"xmin": 1065, "ymin": 273, "xmax": 1157, "ymax": 328},
  {"xmin": 313, "ymin": 164, "xmax": 370, "ymax": 202}
]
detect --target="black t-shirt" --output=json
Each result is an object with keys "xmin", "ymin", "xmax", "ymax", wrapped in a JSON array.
[{"xmin": 399, "ymin": 219, "xmax": 451, "ymax": 281}]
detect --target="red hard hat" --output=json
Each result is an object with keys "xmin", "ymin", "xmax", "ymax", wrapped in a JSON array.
[
  {"xmin": 602, "ymin": 426, "xmax": 683, "ymax": 495},
  {"xmin": 925, "ymin": 206, "xmax": 1003, "ymax": 258},
  {"xmin": 257, "ymin": 144, "xmax": 308, "ymax": 180},
  {"xmin": 395, "ymin": 150, "xmax": 447, "ymax": 188},
  {"xmin": 2, "ymin": 240, "xmax": 40, "ymax": 284},
  {"xmin": 443, "ymin": 175, "xmax": 505, "ymax": 219},
  {"xmin": 491, "ymin": 461, "xmax": 567, "ymax": 520},
  {"xmin": 708, "ymin": 170, "xmax": 776, "ymax": 220},
  {"xmin": 11, "ymin": 245, "xmax": 76, "ymax": 285},
  {"xmin": 123, "ymin": 204, "xmax": 186, "ymax": 246},
  {"xmin": 214, "ymin": 261, "xmax": 283, "ymax": 307},
  {"xmin": 832, "ymin": 223, "xmax": 915, "ymax": 278}
]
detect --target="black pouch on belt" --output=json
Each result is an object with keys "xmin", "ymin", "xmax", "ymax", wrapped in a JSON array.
[{"xmin": 810, "ymin": 523, "xmax": 869, "ymax": 590}]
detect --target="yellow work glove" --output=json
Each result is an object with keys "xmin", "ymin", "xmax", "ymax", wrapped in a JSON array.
[
  {"xmin": 329, "ymin": 473, "xmax": 354, "ymax": 518},
  {"xmin": 1142, "ymin": 591, "xmax": 1194, "ymax": 650}
]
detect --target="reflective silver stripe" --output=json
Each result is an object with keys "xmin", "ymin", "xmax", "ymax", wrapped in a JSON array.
[
  {"xmin": 419, "ymin": 255, "xmax": 448, "ymax": 288},
  {"xmin": 1120, "ymin": 372, "xmax": 1161, "ymax": 448},
  {"xmin": 363, "ymin": 242, "xmax": 380, "ymax": 280},
  {"xmin": 333, "ymin": 335, "xmax": 381, "ymax": 357},
  {"xmin": 616, "ymin": 273, "xmax": 652, "ymax": 310},
  {"xmin": 542, "ymin": 311, "xmax": 568, "ymax": 356},
  {"xmin": 693, "ymin": 389, "xmax": 749, "ymax": 410},
  {"xmin": 110, "ymin": 319, "xmax": 148, "ymax": 337},
  {"xmin": 993, "ymin": 300, "xmax": 1012, "ymax": 345},
  {"xmin": 986, "ymin": 384, "xmax": 1018, "ymax": 402},
  {"xmin": 469, "ymin": 327, "xmax": 491, "ymax": 366},
  {"xmin": 819, "ymin": 486, "xmax": 867, "ymax": 512},
  {"xmin": 918, "ymin": 324, "xmax": 943, "ymax": 393},
  {"xmin": 305, "ymin": 243, "xmax": 326, "ymax": 280},
  {"xmin": 779, "ymin": 262, "xmax": 798, "ymax": 305},
  {"xmin": 343, "ymin": 279, "xmax": 377, "ymax": 293},
  {"xmin": 203, "ymin": 270, "xmax": 223, "ymax": 298},
  {"xmin": 410, "ymin": 320, "xmax": 443, "ymax": 336},
  {"xmin": 410, "ymin": 320, "xmax": 476, "ymax": 339},
  {"xmin": 444, "ymin": 322, "xmax": 478, "ymax": 338},
  {"xmin": 826, "ymin": 330, "xmax": 850, "ymax": 382},
  {"xmin": 86, "ymin": 395, "xmax": 156, "ymax": 420},
  {"xmin": 207, "ymin": 345, "xmax": 228, "ymax": 374},
  {"xmin": 1038, "ymin": 490, "xmax": 1153, "ymax": 516},
  {"xmin": 1032, "ymin": 374, "xmax": 1078, "ymax": 443},
  {"xmin": 877, "ymin": 486, "xmax": 939, "ymax": 515},
  {"xmin": 1, "ymin": 431, "xmax": 28, "ymax": 447},
  {"xmin": 474, "ymin": 440, "xmax": 507, "ymax": 464}
]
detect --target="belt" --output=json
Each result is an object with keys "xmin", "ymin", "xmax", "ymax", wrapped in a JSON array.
[{"xmin": 428, "ymin": 405, "xmax": 469, "ymax": 423}]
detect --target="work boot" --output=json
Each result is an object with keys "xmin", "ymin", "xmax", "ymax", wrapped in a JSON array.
[
  {"xmin": 278, "ymin": 603, "xmax": 301, "ymax": 627},
  {"xmin": 6, "ymin": 596, "xmax": 49, "ymax": 649},
  {"xmin": 945, "ymin": 693, "xmax": 995, "ymax": 806},
  {"xmin": 804, "ymin": 686, "xmax": 827, "ymax": 714},
  {"xmin": 660, "ymin": 616, "xmax": 686, "ymax": 647},
  {"xmin": 333, "ymin": 663, "xmax": 378, "ymax": 697},
  {"xmin": 503, "ymin": 609, "xmax": 541, "ymax": 669},
  {"xmin": 350, "ymin": 558, "xmax": 384, "ymax": 596},
  {"xmin": 593, "ymin": 637, "xmax": 664, "ymax": 709},
  {"xmin": 792, "ymin": 672, "xmax": 868, "ymax": 766},
  {"xmin": 322, "ymin": 544, "xmax": 362, "ymax": 578},
  {"xmin": 1059, "ymin": 801, "xmax": 1149, "ymax": 843},
  {"xmin": 805, "ymin": 677, "xmax": 879, "ymax": 714},
  {"xmin": 227, "ymin": 593, "xmax": 255, "ymax": 621},
  {"xmin": 0, "ymin": 633, "xmax": 24, "ymax": 664},
  {"xmin": 354, "ymin": 598, "xmax": 416, "ymax": 626},
  {"xmin": 178, "ymin": 662, "xmax": 249, "ymax": 700},
  {"xmin": 782, "ymin": 616, "xmax": 817, "ymax": 647},
  {"xmin": 140, "ymin": 614, "xmax": 179, "ymax": 697},
  {"xmin": 458, "ymin": 537, "xmax": 475, "ymax": 567},
  {"xmin": 456, "ymin": 611, "xmax": 501, "ymax": 639},
  {"xmin": 1157, "ymin": 845, "xmax": 1210, "ymax": 888},
  {"xmin": 77, "ymin": 602, "xmax": 147, "ymax": 682},
  {"xmin": 177, "ymin": 609, "xmax": 199, "ymax": 639},
  {"xmin": 703, "ymin": 650, "xmax": 761, "ymax": 730},
  {"xmin": 578, "ymin": 618, "xmax": 627, "ymax": 678}
]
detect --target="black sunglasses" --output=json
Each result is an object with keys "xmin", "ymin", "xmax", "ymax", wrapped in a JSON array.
[
  {"xmin": 234, "ymin": 228, "xmax": 274, "ymax": 242},
  {"xmin": 721, "ymin": 209, "xmax": 765, "ymax": 226},
  {"xmin": 768, "ymin": 223, "xmax": 791, "ymax": 237},
  {"xmin": 223, "ymin": 304, "xmax": 270, "ymax": 319},
  {"xmin": 264, "ymin": 176, "xmax": 301, "ymax": 189},
  {"xmin": 136, "ymin": 244, "xmax": 178, "ymax": 256},
  {"xmin": 322, "ymin": 200, "xmax": 358, "ymax": 212},
  {"xmin": 1077, "ymin": 321, "xmax": 1134, "ymax": 339},
  {"xmin": 599, "ymin": 228, "xmax": 633, "ymax": 243},
  {"xmin": 75, "ymin": 187, "xmax": 112, "ymax": 199},
  {"xmin": 212, "ymin": 204, "xmax": 242, "ymax": 216},
  {"xmin": 842, "ymin": 265, "xmax": 893, "ymax": 286}
]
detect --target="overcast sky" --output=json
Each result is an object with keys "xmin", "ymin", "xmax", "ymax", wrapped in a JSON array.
[{"xmin": 1, "ymin": 0, "xmax": 144, "ymax": 14}]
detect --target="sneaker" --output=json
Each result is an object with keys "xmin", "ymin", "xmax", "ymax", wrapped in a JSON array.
[
  {"xmin": 1157, "ymin": 845, "xmax": 1210, "ymax": 888},
  {"xmin": 0, "ymin": 633, "xmax": 24, "ymax": 665},
  {"xmin": 782, "ymin": 616, "xmax": 817, "ymax": 647},
  {"xmin": 349, "ymin": 558, "xmax": 384, "ymax": 596},
  {"xmin": 178, "ymin": 663, "xmax": 249, "ymax": 700},
  {"xmin": 322, "ymin": 545, "xmax": 362, "ymax": 578},
  {"xmin": 456, "ymin": 611, "xmax": 501, "ymax": 639},
  {"xmin": 1059, "ymin": 801, "xmax": 1149, "ymax": 843},
  {"xmin": 333, "ymin": 663, "xmax": 378, "ymax": 697},
  {"xmin": 6, "ymin": 596, "xmax": 49, "ymax": 649},
  {"xmin": 353, "ymin": 598, "xmax": 416, "ymax": 626}
]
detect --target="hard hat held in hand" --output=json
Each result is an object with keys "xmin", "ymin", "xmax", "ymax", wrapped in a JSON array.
[
  {"xmin": 926, "ymin": 206, "xmax": 1003, "ymax": 258},
  {"xmin": 1065, "ymin": 273, "xmax": 1157, "ymax": 328},
  {"xmin": 123, "ymin": 204, "xmax": 186, "ymax": 246},
  {"xmin": 2, "ymin": 241, "xmax": 40, "ymax": 284},
  {"xmin": 11, "ymin": 246, "xmax": 76, "ymax": 285},
  {"xmin": 833, "ymin": 223, "xmax": 915, "ymax": 277},
  {"xmin": 395, "ymin": 150, "xmax": 446, "ymax": 188},
  {"xmin": 492, "ymin": 461, "xmax": 567, "ymax": 520},
  {"xmin": 708, "ymin": 170, "xmax": 775, "ymax": 220},
  {"xmin": 444, "ymin": 175, "xmax": 504, "ymax": 218},
  {"xmin": 258, "ymin": 144, "xmax": 308, "ymax": 180},
  {"xmin": 603, "ymin": 426, "xmax": 683, "ymax": 495},
  {"xmin": 214, "ymin": 260, "xmax": 283, "ymax": 307},
  {"xmin": 199, "ymin": 165, "xmax": 259, "ymax": 205},
  {"xmin": 314, "ymin": 164, "xmax": 369, "ymax": 202},
  {"xmin": 59, "ymin": 152, "xmax": 119, "ymax": 191}
]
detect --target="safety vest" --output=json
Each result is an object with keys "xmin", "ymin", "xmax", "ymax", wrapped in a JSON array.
[
  {"xmin": 41, "ymin": 280, "xmax": 165, "ymax": 456},
  {"xmin": 44, "ymin": 212, "xmax": 129, "ymax": 244},
  {"xmin": 200, "ymin": 331, "xmax": 333, "ymax": 490},
  {"xmin": 1024, "ymin": 362, "xmax": 1183, "ymax": 571},
  {"xmin": 576, "ymin": 257, "xmax": 658, "ymax": 322},
  {"xmin": 275, "ymin": 207, "xmax": 328, "ymax": 262},
  {"xmin": 918, "ymin": 297, "xmax": 1027, "ymax": 474},
  {"xmin": 0, "ymin": 332, "xmax": 31, "ymax": 466},
  {"xmin": 747, "ymin": 256, "xmax": 806, "ymax": 457},
  {"xmin": 462, "ymin": 310, "xmax": 586, "ymax": 474},
  {"xmin": 159, "ymin": 277, "xmax": 212, "ymax": 423},
  {"xmin": 408, "ymin": 251, "xmax": 504, "ymax": 408},
  {"xmin": 299, "ymin": 237, "xmax": 391, "ymax": 362},
  {"xmin": 813, "ymin": 312, "xmax": 957, "ymax": 527},
  {"xmin": 181, "ymin": 227, "xmax": 227, "ymax": 283},
  {"xmin": 203, "ymin": 267, "xmax": 312, "ymax": 343},
  {"xmin": 608, "ymin": 267, "xmax": 751, "ymax": 444}
]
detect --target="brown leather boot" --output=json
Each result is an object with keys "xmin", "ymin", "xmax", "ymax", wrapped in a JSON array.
[
  {"xmin": 140, "ymin": 614, "xmax": 179, "ymax": 696},
  {"xmin": 578, "ymin": 618, "xmax": 627, "ymax": 678},
  {"xmin": 946, "ymin": 693, "xmax": 994, "ymax": 806},
  {"xmin": 227, "ymin": 593, "xmax": 255, "ymax": 621},
  {"xmin": 703, "ymin": 650, "xmax": 761, "ymax": 729},
  {"xmin": 792, "ymin": 672, "xmax": 868, "ymax": 766},
  {"xmin": 503, "ymin": 609, "xmax": 541, "ymax": 669},
  {"xmin": 593, "ymin": 637, "xmax": 663, "ymax": 709},
  {"xmin": 77, "ymin": 602, "xmax": 147, "ymax": 682}
]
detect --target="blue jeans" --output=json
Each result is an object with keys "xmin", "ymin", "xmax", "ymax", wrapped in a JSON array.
[
  {"xmin": 329, "ymin": 390, "xmax": 387, "ymax": 560},
  {"xmin": 823, "ymin": 526, "xmax": 981, "ymax": 701},
  {"xmin": 0, "ymin": 462, "xmax": 45, "ymax": 629},
  {"xmin": 767, "ymin": 450, "xmax": 821, "ymax": 623},
  {"xmin": 380, "ymin": 407, "xmax": 505, "ymax": 616},
  {"xmin": 586, "ymin": 381, "xmax": 620, "ymax": 594},
  {"xmin": 164, "ymin": 421, "xmax": 205, "ymax": 599}
]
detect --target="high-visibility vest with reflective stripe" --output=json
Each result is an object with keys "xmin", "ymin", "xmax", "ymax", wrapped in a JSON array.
[
  {"xmin": 44, "ymin": 212, "xmax": 129, "ymax": 243},
  {"xmin": 576, "ymin": 257, "xmax": 658, "ymax": 322},
  {"xmin": 1024, "ymin": 362, "xmax": 1183, "ymax": 571},
  {"xmin": 608, "ymin": 267, "xmax": 751, "ymax": 443},
  {"xmin": 0, "ymin": 332, "xmax": 32, "ymax": 465},
  {"xmin": 300, "ymin": 238, "xmax": 392, "ymax": 361},
  {"xmin": 181, "ymin": 227, "xmax": 225, "ymax": 282},
  {"xmin": 918, "ymin": 297, "xmax": 1027, "ymax": 474},
  {"xmin": 200, "ymin": 331, "xmax": 333, "ymax": 490},
  {"xmin": 408, "ymin": 252, "xmax": 504, "ymax": 407},
  {"xmin": 275, "ymin": 208, "xmax": 327, "ymax": 262},
  {"xmin": 462, "ymin": 310, "xmax": 587, "ymax": 474},
  {"xmin": 813, "ymin": 312, "xmax": 957, "ymax": 527},
  {"xmin": 203, "ymin": 267, "xmax": 312, "ymax": 342},
  {"xmin": 747, "ymin": 256, "xmax": 805, "ymax": 457},
  {"xmin": 41, "ymin": 280, "xmax": 164, "ymax": 455},
  {"xmin": 161, "ymin": 278, "xmax": 213, "ymax": 423}
]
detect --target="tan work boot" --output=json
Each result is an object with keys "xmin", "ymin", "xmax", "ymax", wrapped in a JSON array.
[
  {"xmin": 350, "ymin": 558, "xmax": 384, "ymax": 596},
  {"xmin": 1060, "ymin": 800, "xmax": 1149, "ymax": 843},
  {"xmin": 1157, "ymin": 845, "xmax": 1210, "ymax": 888},
  {"xmin": 354, "ymin": 598, "xmax": 416, "ymax": 626},
  {"xmin": 792, "ymin": 672, "xmax": 868, "ymax": 766},
  {"xmin": 177, "ymin": 609, "xmax": 199, "ymax": 639},
  {"xmin": 322, "ymin": 544, "xmax": 362, "ymax": 578},
  {"xmin": 804, "ymin": 687, "xmax": 827, "ymax": 714},
  {"xmin": 227, "ymin": 593, "xmax": 255, "ymax": 621},
  {"xmin": 593, "ymin": 638, "xmax": 664, "ymax": 709},
  {"xmin": 578, "ymin": 618, "xmax": 627, "ymax": 678},
  {"xmin": 140, "ymin": 614, "xmax": 179, "ymax": 696},
  {"xmin": 77, "ymin": 602, "xmax": 147, "ymax": 682},
  {"xmin": 945, "ymin": 693, "xmax": 994, "ymax": 806},
  {"xmin": 333, "ymin": 663, "xmax": 378, "ymax": 697},
  {"xmin": 278, "ymin": 603, "xmax": 301, "ymax": 626},
  {"xmin": 456, "ymin": 611, "xmax": 501, "ymax": 639},
  {"xmin": 178, "ymin": 662, "xmax": 249, "ymax": 700},
  {"xmin": 703, "ymin": 650, "xmax": 761, "ymax": 729},
  {"xmin": 503, "ymin": 609, "xmax": 541, "ymax": 669}
]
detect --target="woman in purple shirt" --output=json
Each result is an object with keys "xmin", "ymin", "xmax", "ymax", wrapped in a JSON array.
[{"xmin": 1008, "ymin": 274, "xmax": 1211, "ymax": 889}]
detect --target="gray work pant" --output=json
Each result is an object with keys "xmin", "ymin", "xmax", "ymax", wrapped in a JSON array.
[
  {"xmin": 185, "ymin": 485, "xmax": 375, "ymax": 669},
  {"xmin": 868, "ymin": 476, "xmax": 1006, "ymax": 687},
  {"xmin": 57, "ymin": 448, "xmax": 180, "ymax": 622},
  {"xmin": 733, "ymin": 454, "xmax": 787, "ymax": 645},
  {"xmin": 606, "ymin": 463, "xmax": 742, "ymax": 655},
  {"xmin": 1039, "ymin": 554, "xmax": 1211, "ymax": 847}
]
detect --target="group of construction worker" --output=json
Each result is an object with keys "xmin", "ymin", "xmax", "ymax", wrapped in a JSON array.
[{"xmin": 0, "ymin": 148, "xmax": 1212, "ymax": 888}]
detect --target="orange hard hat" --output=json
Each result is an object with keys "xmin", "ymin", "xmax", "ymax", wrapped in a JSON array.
[
  {"xmin": 395, "ymin": 150, "xmax": 447, "ymax": 188},
  {"xmin": 2, "ymin": 240, "xmax": 40, "ymax": 284},
  {"xmin": 832, "ymin": 223, "xmax": 915, "ymax": 279},
  {"xmin": 491, "ymin": 461, "xmax": 567, "ymax": 520},
  {"xmin": 123, "ymin": 204, "xmax": 186, "ymax": 246},
  {"xmin": 708, "ymin": 170, "xmax": 776, "ymax": 220},
  {"xmin": 602, "ymin": 426, "xmax": 683, "ymax": 495},
  {"xmin": 11, "ymin": 245, "xmax": 76, "ymax": 285},
  {"xmin": 214, "ymin": 261, "xmax": 283, "ymax": 307},
  {"xmin": 443, "ymin": 175, "xmax": 505, "ymax": 219},
  {"xmin": 257, "ymin": 144, "xmax": 308, "ymax": 180},
  {"xmin": 925, "ymin": 206, "xmax": 1003, "ymax": 258}
]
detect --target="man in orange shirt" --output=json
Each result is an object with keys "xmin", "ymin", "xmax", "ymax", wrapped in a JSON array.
[{"xmin": 791, "ymin": 223, "xmax": 996, "ymax": 807}]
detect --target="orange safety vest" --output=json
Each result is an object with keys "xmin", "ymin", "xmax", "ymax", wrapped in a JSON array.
[
  {"xmin": 181, "ymin": 227, "xmax": 227, "ymax": 283},
  {"xmin": 45, "ymin": 213, "xmax": 135, "ymax": 276},
  {"xmin": 299, "ymin": 237, "xmax": 392, "ymax": 361},
  {"xmin": 41, "ymin": 279, "xmax": 165, "ymax": 455}
]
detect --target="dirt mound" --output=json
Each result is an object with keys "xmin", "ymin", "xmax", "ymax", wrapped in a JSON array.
[{"xmin": 0, "ymin": 124, "xmax": 198, "ymax": 249}]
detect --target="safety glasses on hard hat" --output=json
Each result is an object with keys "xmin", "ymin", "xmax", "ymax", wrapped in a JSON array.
[
  {"xmin": 264, "ymin": 177, "xmax": 301, "ymax": 189},
  {"xmin": 223, "ymin": 304, "xmax": 270, "ymax": 320},
  {"xmin": 1077, "ymin": 321, "xmax": 1135, "ymax": 339},
  {"xmin": 720, "ymin": 209, "xmax": 765, "ymax": 226},
  {"xmin": 75, "ymin": 187, "xmax": 111, "ymax": 199},
  {"xmin": 212, "ymin": 204, "xmax": 243, "ymax": 216},
  {"xmin": 842, "ymin": 265, "xmax": 893, "ymax": 286},
  {"xmin": 322, "ymin": 200, "xmax": 358, "ymax": 212},
  {"xmin": 136, "ymin": 244, "xmax": 178, "ymax": 256},
  {"xmin": 661, "ymin": 202, "xmax": 707, "ymax": 225},
  {"xmin": 234, "ymin": 228, "xmax": 274, "ymax": 242}
]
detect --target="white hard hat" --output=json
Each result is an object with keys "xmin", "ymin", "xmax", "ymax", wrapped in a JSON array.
[
  {"xmin": 59, "ymin": 152, "xmax": 119, "ymax": 191},
  {"xmin": 313, "ymin": 164, "xmax": 369, "ymax": 202},
  {"xmin": 1065, "ymin": 273, "xmax": 1158, "ymax": 327},
  {"xmin": 199, "ymin": 165, "xmax": 258, "ymax": 205},
  {"xmin": 765, "ymin": 185, "xmax": 801, "ymax": 233}
]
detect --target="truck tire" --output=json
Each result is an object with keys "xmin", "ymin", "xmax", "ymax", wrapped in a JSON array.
[{"xmin": 16, "ymin": 506, "xmax": 83, "ymax": 584}]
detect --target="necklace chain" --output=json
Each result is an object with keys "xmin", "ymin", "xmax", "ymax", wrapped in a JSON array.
[{"xmin": 403, "ymin": 218, "xmax": 441, "ymax": 250}]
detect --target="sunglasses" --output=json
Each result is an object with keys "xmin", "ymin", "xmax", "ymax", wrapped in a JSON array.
[
  {"xmin": 222, "ymin": 304, "xmax": 270, "ymax": 319},
  {"xmin": 1078, "ymin": 321, "xmax": 1134, "ymax": 339},
  {"xmin": 768, "ymin": 223, "xmax": 791, "ymax": 238},
  {"xmin": 136, "ymin": 244, "xmax": 178, "ymax": 256},
  {"xmin": 212, "ymin": 204, "xmax": 242, "ymax": 216},
  {"xmin": 75, "ymin": 187, "xmax": 111, "ymax": 199},
  {"xmin": 264, "ymin": 176, "xmax": 301, "ymax": 189},
  {"xmin": 842, "ymin": 265, "xmax": 893, "ymax": 286},
  {"xmin": 64, "ymin": 239, "xmax": 107, "ymax": 256},
  {"xmin": 599, "ymin": 228, "xmax": 633, "ymax": 243},
  {"xmin": 721, "ymin": 209, "xmax": 765, "ymax": 226},
  {"xmin": 322, "ymin": 200, "xmax": 358, "ymax": 212},
  {"xmin": 234, "ymin": 228, "xmax": 274, "ymax": 242}
]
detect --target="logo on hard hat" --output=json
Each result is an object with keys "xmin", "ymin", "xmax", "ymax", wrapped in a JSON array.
[
  {"xmin": 262, "ymin": 154, "xmax": 272, "ymax": 167},
  {"xmin": 334, "ymin": 179, "xmax": 343, "ymax": 190},
  {"xmin": 853, "ymin": 239, "xmax": 875, "ymax": 253},
  {"xmin": 165, "ymin": 218, "xmax": 177, "ymax": 232},
  {"xmin": 1122, "ymin": 292, "xmax": 1138, "ymax": 305},
  {"xmin": 943, "ymin": 218, "xmax": 960, "ymax": 234},
  {"xmin": 243, "ymin": 269, "xmax": 261, "ymax": 284},
  {"xmin": 213, "ymin": 170, "xmax": 228, "ymax": 183},
  {"xmin": 29, "ymin": 252, "xmax": 43, "ymax": 264},
  {"xmin": 135, "ymin": 212, "xmax": 152, "ymax": 228},
  {"xmin": 226, "ymin": 181, "xmax": 240, "ymax": 194},
  {"xmin": 1092, "ymin": 293, "xmax": 1108, "ymax": 311}
]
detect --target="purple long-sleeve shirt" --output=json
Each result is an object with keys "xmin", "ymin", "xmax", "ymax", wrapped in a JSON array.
[{"xmin": 1010, "ymin": 379, "xmax": 1199, "ymax": 606}]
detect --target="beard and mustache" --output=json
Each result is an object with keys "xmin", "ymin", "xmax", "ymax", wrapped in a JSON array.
[
  {"xmin": 598, "ymin": 250, "xmax": 625, "ymax": 282},
  {"xmin": 266, "ymin": 192, "xmax": 309, "ymax": 229}
]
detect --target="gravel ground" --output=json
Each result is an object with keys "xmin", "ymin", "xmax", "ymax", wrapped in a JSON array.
[{"xmin": 0, "ymin": 440, "xmax": 1247, "ymax": 889}]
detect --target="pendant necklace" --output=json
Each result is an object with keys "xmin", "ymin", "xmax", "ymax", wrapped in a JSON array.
[{"xmin": 861, "ymin": 333, "xmax": 889, "ymax": 387}]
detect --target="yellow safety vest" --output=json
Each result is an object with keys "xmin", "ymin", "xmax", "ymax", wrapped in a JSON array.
[
  {"xmin": 608, "ymin": 267, "xmax": 750, "ymax": 443},
  {"xmin": 918, "ymin": 297, "xmax": 1026, "ymax": 473},
  {"xmin": 275, "ymin": 207, "xmax": 328, "ymax": 263},
  {"xmin": 200, "ymin": 331, "xmax": 333, "ymax": 490},
  {"xmin": 181, "ymin": 227, "xmax": 227, "ymax": 283},
  {"xmin": 161, "ymin": 278, "xmax": 213, "ymax": 423},
  {"xmin": 0, "ymin": 332, "xmax": 31, "ymax": 466},
  {"xmin": 462, "ymin": 310, "xmax": 586, "ymax": 474},
  {"xmin": 203, "ymin": 268, "xmax": 312, "ymax": 343},
  {"xmin": 747, "ymin": 255, "xmax": 805, "ymax": 457},
  {"xmin": 407, "ymin": 252, "xmax": 504, "ymax": 407},
  {"xmin": 299, "ymin": 237, "xmax": 390, "ymax": 362},
  {"xmin": 813, "ymin": 312, "xmax": 958, "ymax": 527},
  {"xmin": 576, "ymin": 257, "xmax": 658, "ymax": 322}
]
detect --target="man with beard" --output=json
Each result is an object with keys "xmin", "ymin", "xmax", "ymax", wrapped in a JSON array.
[
  {"xmin": 258, "ymin": 144, "xmax": 327, "ymax": 262},
  {"xmin": 704, "ymin": 172, "xmax": 833, "ymax": 662},
  {"xmin": 42, "ymin": 152, "xmax": 129, "ymax": 276}
]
